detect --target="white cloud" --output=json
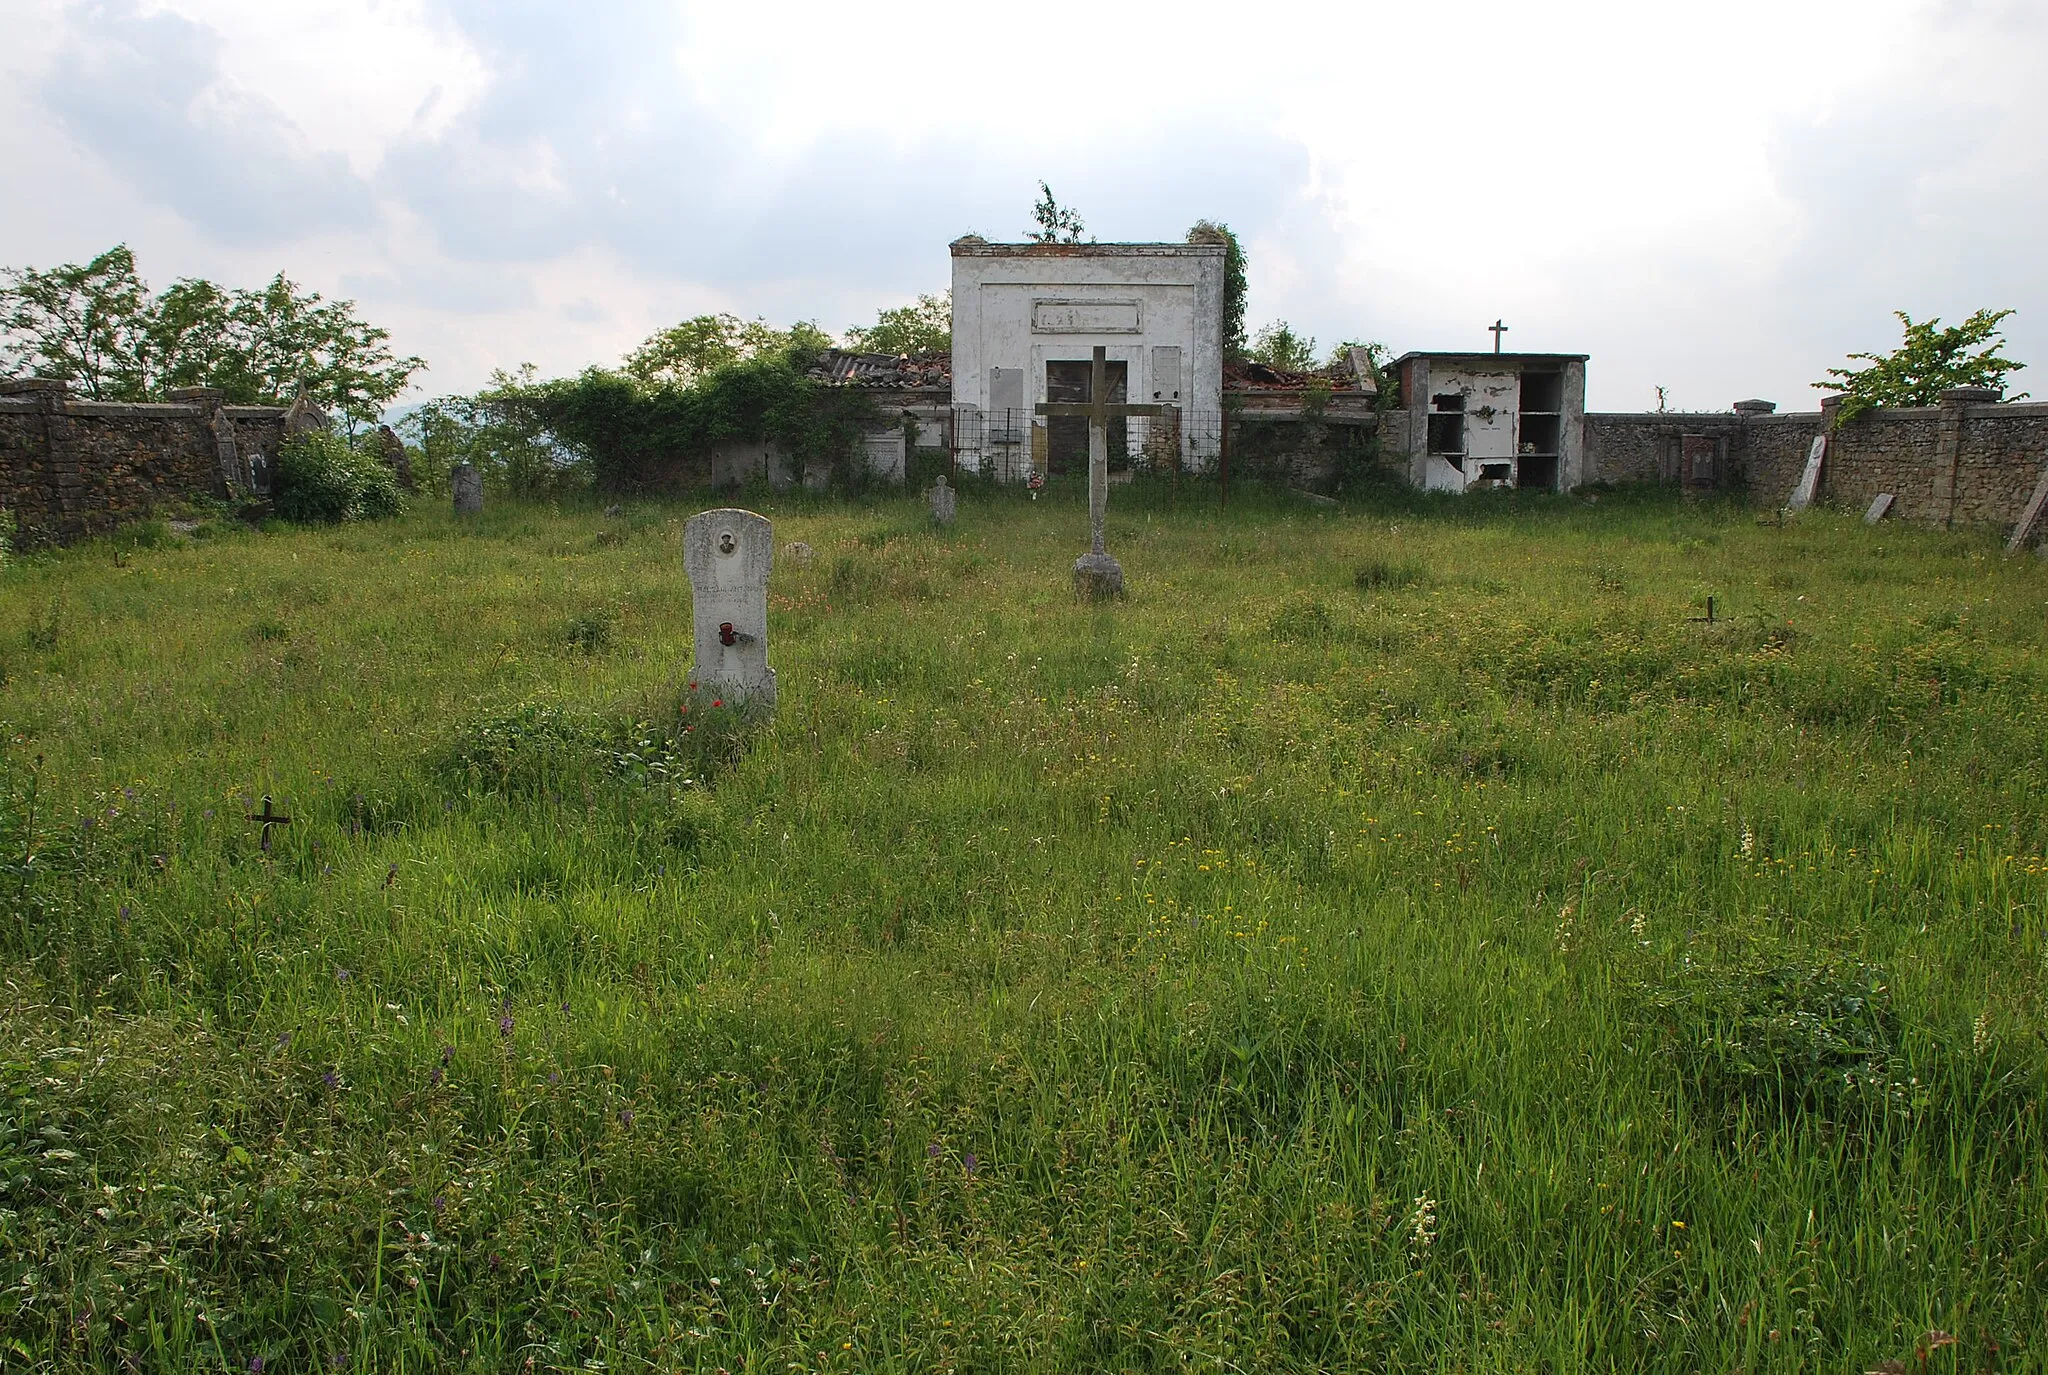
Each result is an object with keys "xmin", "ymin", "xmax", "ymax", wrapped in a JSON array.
[{"xmin": 1, "ymin": 0, "xmax": 2042, "ymax": 410}]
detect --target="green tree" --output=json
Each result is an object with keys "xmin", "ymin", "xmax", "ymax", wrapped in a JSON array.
[
  {"xmin": 844, "ymin": 292, "xmax": 950, "ymax": 355},
  {"xmin": 0, "ymin": 244, "xmax": 152, "ymax": 399},
  {"xmin": 1028, "ymin": 182, "xmax": 1087, "ymax": 244},
  {"xmin": 623, "ymin": 314, "xmax": 831, "ymax": 387},
  {"xmin": 1817, "ymin": 309, "xmax": 2027, "ymax": 426},
  {"xmin": 1247, "ymin": 320, "xmax": 1319, "ymax": 373},
  {"xmin": 1187, "ymin": 221, "xmax": 1248, "ymax": 359},
  {"xmin": 1, "ymin": 246, "xmax": 424, "ymax": 428}
]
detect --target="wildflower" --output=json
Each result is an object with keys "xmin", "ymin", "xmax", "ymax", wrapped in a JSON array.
[
  {"xmin": 433, "ymin": 1195, "xmax": 446, "ymax": 1214},
  {"xmin": 962, "ymin": 1152, "xmax": 978, "ymax": 1176},
  {"xmin": 441, "ymin": 1044, "xmax": 453, "ymax": 1065},
  {"xmin": 712, "ymin": 699, "xmax": 723, "ymax": 708},
  {"xmin": 334, "ymin": 967, "xmax": 351, "ymax": 983},
  {"xmin": 118, "ymin": 905, "xmax": 130, "ymax": 921},
  {"xmin": 1408, "ymin": 1194, "xmax": 1439, "ymax": 1254},
  {"xmin": 1974, "ymin": 1007, "xmax": 1992, "ymax": 1053},
  {"xmin": 249, "ymin": 1358, "xmax": 265, "ymax": 1374},
  {"xmin": 324, "ymin": 1069, "xmax": 340, "ymax": 1089},
  {"xmin": 499, "ymin": 1012, "xmax": 514, "ymax": 1037},
  {"xmin": 429, "ymin": 1066, "xmax": 443, "ymax": 1087},
  {"xmin": 620, "ymin": 1109, "xmax": 636, "ymax": 1127},
  {"xmin": 927, "ymin": 1141, "xmax": 942, "ymax": 1159}
]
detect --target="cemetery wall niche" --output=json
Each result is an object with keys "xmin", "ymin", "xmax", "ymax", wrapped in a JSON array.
[{"xmin": 0, "ymin": 379, "xmax": 287, "ymax": 546}]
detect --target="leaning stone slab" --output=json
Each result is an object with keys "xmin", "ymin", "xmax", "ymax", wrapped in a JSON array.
[
  {"xmin": 684, "ymin": 508, "xmax": 776, "ymax": 712},
  {"xmin": 1864, "ymin": 493, "xmax": 1894, "ymax": 525}
]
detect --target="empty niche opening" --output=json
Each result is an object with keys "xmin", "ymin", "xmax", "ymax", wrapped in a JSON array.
[
  {"xmin": 1518, "ymin": 454, "xmax": 1560, "ymax": 490},
  {"xmin": 1428, "ymin": 391, "xmax": 1466, "ymax": 459},
  {"xmin": 1519, "ymin": 413, "xmax": 1561, "ymax": 456},
  {"xmin": 1520, "ymin": 371, "xmax": 1564, "ymax": 413},
  {"xmin": 1476, "ymin": 461, "xmax": 1513, "ymax": 485},
  {"xmin": 1428, "ymin": 413, "xmax": 1466, "ymax": 458}
]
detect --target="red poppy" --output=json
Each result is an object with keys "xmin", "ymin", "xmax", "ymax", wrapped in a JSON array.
[{"xmin": 712, "ymin": 699, "xmax": 723, "ymax": 708}]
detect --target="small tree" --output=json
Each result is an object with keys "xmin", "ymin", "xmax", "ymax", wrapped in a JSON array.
[
  {"xmin": 1247, "ymin": 321, "xmax": 1319, "ymax": 373},
  {"xmin": 1027, "ymin": 183, "xmax": 1087, "ymax": 244},
  {"xmin": 1187, "ymin": 221, "xmax": 1248, "ymax": 359},
  {"xmin": 1817, "ymin": 309, "xmax": 2027, "ymax": 426},
  {"xmin": 844, "ymin": 292, "xmax": 950, "ymax": 355},
  {"xmin": 624, "ymin": 314, "xmax": 831, "ymax": 388}
]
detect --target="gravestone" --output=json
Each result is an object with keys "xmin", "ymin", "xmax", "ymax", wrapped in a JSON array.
[
  {"xmin": 377, "ymin": 424, "xmax": 415, "ymax": 491},
  {"xmin": 684, "ymin": 508, "xmax": 776, "ymax": 711},
  {"xmin": 1864, "ymin": 493, "xmax": 1895, "ymax": 525},
  {"xmin": 929, "ymin": 473, "xmax": 956, "ymax": 525},
  {"xmin": 1787, "ymin": 435, "xmax": 1826, "ymax": 512},
  {"xmin": 2005, "ymin": 462, "xmax": 2048, "ymax": 557},
  {"xmin": 452, "ymin": 462, "xmax": 483, "ymax": 516}
]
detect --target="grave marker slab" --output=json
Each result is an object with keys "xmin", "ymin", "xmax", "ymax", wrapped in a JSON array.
[
  {"xmin": 1787, "ymin": 435, "xmax": 1826, "ymax": 512},
  {"xmin": 1864, "ymin": 493, "xmax": 1895, "ymax": 525},
  {"xmin": 684, "ymin": 508, "xmax": 776, "ymax": 711},
  {"xmin": 930, "ymin": 473, "xmax": 957, "ymax": 525},
  {"xmin": 452, "ymin": 463, "xmax": 483, "ymax": 516}
]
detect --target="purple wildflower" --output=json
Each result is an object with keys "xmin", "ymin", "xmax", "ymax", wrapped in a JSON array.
[
  {"xmin": 962, "ymin": 1153, "xmax": 978, "ymax": 1176},
  {"xmin": 499, "ymin": 1011, "xmax": 514, "ymax": 1037},
  {"xmin": 619, "ymin": 1109, "xmax": 635, "ymax": 1127},
  {"xmin": 324, "ymin": 1069, "xmax": 339, "ymax": 1089},
  {"xmin": 277, "ymin": 1032, "xmax": 292, "ymax": 1048},
  {"xmin": 118, "ymin": 905, "xmax": 130, "ymax": 921},
  {"xmin": 334, "ymin": 966, "xmax": 351, "ymax": 983},
  {"xmin": 547, "ymin": 1070, "xmax": 561, "ymax": 1085},
  {"xmin": 927, "ymin": 1141, "xmax": 942, "ymax": 1159},
  {"xmin": 202, "ymin": 808, "xmax": 214, "ymax": 818},
  {"xmin": 249, "ymin": 1356, "xmax": 265, "ymax": 1373},
  {"xmin": 429, "ymin": 1065, "xmax": 443, "ymax": 1087},
  {"xmin": 432, "ymin": 1194, "xmax": 446, "ymax": 1213},
  {"xmin": 441, "ymin": 1044, "xmax": 453, "ymax": 1065}
]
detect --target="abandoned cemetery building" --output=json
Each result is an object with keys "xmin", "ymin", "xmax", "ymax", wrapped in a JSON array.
[{"xmin": 6, "ymin": 232, "xmax": 2048, "ymax": 545}]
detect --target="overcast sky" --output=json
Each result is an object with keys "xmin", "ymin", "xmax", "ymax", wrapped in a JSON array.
[{"xmin": 4, "ymin": 0, "xmax": 2043, "ymax": 412}]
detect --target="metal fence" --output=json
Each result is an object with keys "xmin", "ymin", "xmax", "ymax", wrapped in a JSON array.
[{"xmin": 946, "ymin": 406, "xmax": 1227, "ymax": 482}]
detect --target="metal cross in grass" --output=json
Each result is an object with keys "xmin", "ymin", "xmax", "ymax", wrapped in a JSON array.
[
  {"xmin": 1034, "ymin": 345, "xmax": 1163, "ymax": 596},
  {"xmin": 247, "ymin": 795, "xmax": 291, "ymax": 852}
]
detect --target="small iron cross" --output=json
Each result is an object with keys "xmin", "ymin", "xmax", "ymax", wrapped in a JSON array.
[
  {"xmin": 248, "ymin": 795, "xmax": 291, "ymax": 852},
  {"xmin": 1489, "ymin": 319, "xmax": 1510, "ymax": 354}
]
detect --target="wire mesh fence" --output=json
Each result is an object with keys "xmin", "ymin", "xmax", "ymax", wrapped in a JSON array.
[{"xmin": 946, "ymin": 406, "xmax": 1227, "ymax": 481}]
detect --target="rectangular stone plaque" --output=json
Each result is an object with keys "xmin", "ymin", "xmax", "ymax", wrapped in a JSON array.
[{"xmin": 1032, "ymin": 298, "xmax": 1141, "ymax": 334}]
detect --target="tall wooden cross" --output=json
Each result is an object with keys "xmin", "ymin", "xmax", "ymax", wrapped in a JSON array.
[
  {"xmin": 1035, "ymin": 346, "xmax": 1163, "ymax": 595},
  {"xmin": 1489, "ymin": 319, "xmax": 1510, "ymax": 354}
]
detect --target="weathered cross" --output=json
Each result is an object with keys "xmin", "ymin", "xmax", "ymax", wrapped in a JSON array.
[
  {"xmin": 1034, "ymin": 345, "xmax": 1163, "ymax": 596},
  {"xmin": 247, "ymin": 795, "xmax": 291, "ymax": 852},
  {"xmin": 1489, "ymin": 319, "xmax": 1510, "ymax": 354}
]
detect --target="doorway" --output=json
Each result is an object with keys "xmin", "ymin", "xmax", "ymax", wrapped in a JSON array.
[{"xmin": 1045, "ymin": 358, "xmax": 1128, "ymax": 475}]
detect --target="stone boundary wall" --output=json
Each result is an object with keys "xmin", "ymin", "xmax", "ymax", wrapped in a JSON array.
[
  {"xmin": 0, "ymin": 379, "xmax": 287, "ymax": 547},
  {"xmin": 1583, "ymin": 392, "xmax": 2048, "ymax": 531}
]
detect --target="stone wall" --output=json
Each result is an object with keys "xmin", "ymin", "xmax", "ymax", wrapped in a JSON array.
[
  {"xmin": 0, "ymin": 380, "xmax": 285, "ymax": 546},
  {"xmin": 1582, "ymin": 392, "xmax": 2048, "ymax": 532}
]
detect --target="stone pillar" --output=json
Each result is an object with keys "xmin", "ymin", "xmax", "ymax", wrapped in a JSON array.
[
  {"xmin": 0, "ymin": 379, "xmax": 79, "ymax": 542},
  {"xmin": 1934, "ymin": 386, "xmax": 2000, "ymax": 528}
]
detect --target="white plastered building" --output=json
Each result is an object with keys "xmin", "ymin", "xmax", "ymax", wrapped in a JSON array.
[{"xmin": 949, "ymin": 238, "xmax": 1225, "ymax": 479}]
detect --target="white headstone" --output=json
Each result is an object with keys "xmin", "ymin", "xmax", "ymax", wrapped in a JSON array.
[
  {"xmin": 452, "ymin": 462, "xmax": 483, "ymax": 516},
  {"xmin": 929, "ymin": 473, "xmax": 956, "ymax": 525},
  {"xmin": 1787, "ymin": 435, "xmax": 1826, "ymax": 512},
  {"xmin": 1863, "ymin": 493, "xmax": 1895, "ymax": 525},
  {"xmin": 683, "ymin": 508, "xmax": 776, "ymax": 711}
]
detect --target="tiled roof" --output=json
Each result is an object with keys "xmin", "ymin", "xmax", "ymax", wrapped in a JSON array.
[{"xmin": 805, "ymin": 349, "xmax": 951, "ymax": 389}]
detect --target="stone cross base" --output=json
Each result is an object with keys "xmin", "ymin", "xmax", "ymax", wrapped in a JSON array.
[{"xmin": 1072, "ymin": 551, "xmax": 1124, "ymax": 600}]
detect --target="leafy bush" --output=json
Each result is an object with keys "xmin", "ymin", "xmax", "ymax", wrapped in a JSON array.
[{"xmin": 272, "ymin": 430, "xmax": 403, "ymax": 524}]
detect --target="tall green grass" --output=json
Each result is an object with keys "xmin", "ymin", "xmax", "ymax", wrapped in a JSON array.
[{"xmin": 1, "ymin": 480, "xmax": 2044, "ymax": 1371}]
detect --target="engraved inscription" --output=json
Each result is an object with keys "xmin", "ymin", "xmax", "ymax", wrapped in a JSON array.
[{"xmin": 1031, "ymin": 298, "xmax": 1141, "ymax": 334}]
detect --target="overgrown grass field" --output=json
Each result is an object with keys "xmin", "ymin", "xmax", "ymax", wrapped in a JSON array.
[{"xmin": 3, "ymin": 482, "xmax": 2045, "ymax": 1372}]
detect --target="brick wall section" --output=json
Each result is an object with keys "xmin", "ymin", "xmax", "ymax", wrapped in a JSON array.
[
  {"xmin": 1581, "ymin": 398, "xmax": 2048, "ymax": 532},
  {"xmin": 0, "ymin": 381, "xmax": 285, "ymax": 547}
]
